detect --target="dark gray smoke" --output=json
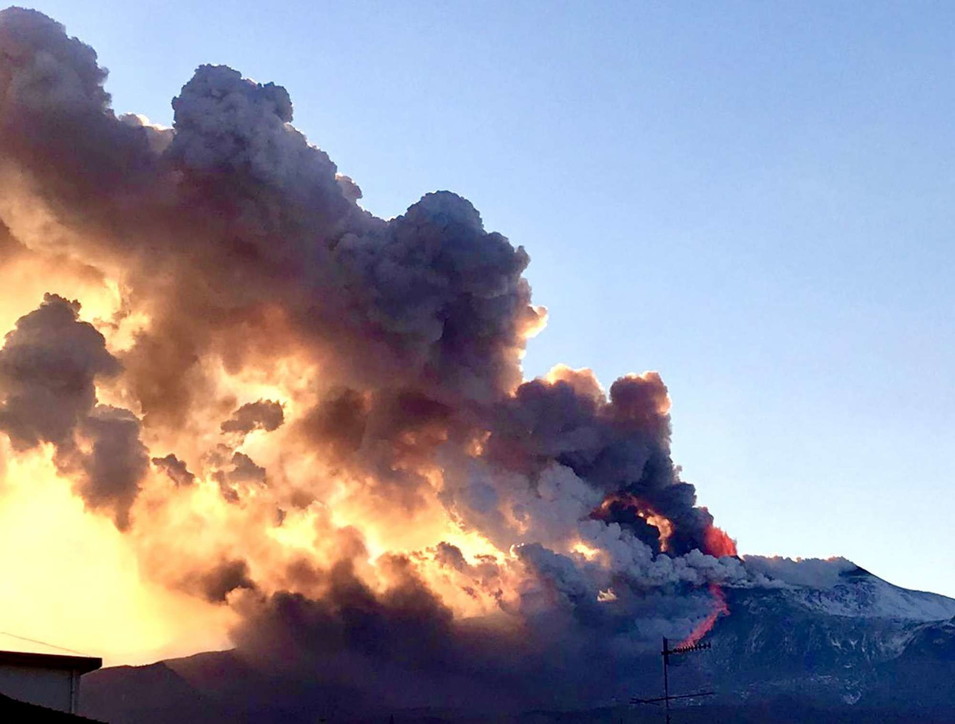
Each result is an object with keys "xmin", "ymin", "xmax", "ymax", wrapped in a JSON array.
[
  {"xmin": 151, "ymin": 453, "xmax": 195, "ymax": 487},
  {"xmin": 77, "ymin": 405, "xmax": 148, "ymax": 529},
  {"xmin": 188, "ymin": 558, "xmax": 257, "ymax": 604},
  {"xmin": 440, "ymin": 371, "xmax": 721, "ymax": 557},
  {"xmin": 230, "ymin": 555, "xmax": 704, "ymax": 715},
  {"xmin": 0, "ymin": 294, "xmax": 145, "ymax": 527},
  {"xmin": 0, "ymin": 294, "xmax": 119, "ymax": 448},
  {"xmin": 221, "ymin": 400, "xmax": 284, "ymax": 435}
]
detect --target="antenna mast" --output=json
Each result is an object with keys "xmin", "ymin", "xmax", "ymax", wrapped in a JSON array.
[{"xmin": 631, "ymin": 637, "xmax": 715, "ymax": 723}]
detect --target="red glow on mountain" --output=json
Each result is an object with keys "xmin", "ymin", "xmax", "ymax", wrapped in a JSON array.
[{"xmin": 679, "ymin": 583, "xmax": 729, "ymax": 648}]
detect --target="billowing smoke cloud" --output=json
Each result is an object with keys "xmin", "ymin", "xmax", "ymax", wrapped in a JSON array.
[
  {"xmin": 0, "ymin": 293, "xmax": 145, "ymax": 527},
  {"xmin": 151, "ymin": 453, "xmax": 195, "ymax": 487},
  {"xmin": 221, "ymin": 400, "xmax": 284, "ymax": 435},
  {"xmin": 0, "ymin": 7, "xmax": 780, "ymax": 716},
  {"xmin": 77, "ymin": 405, "xmax": 148, "ymax": 528},
  {"xmin": 0, "ymin": 294, "xmax": 119, "ymax": 448},
  {"xmin": 743, "ymin": 556, "xmax": 858, "ymax": 589},
  {"xmin": 230, "ymin": 554, "xmax": 723, "ymax": 714},
  {"xmin": 187, "ymin": 558, "xmax": 257, "ymax": 603}
]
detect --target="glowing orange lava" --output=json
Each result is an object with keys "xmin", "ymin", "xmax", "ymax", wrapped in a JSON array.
[
  {"xmin": 644, "ymin": 512, "xmax": 674, "ymax": 552},
  {"xmin": 593, "ymin": 493, "xmax": 674, "ymax": 551},
  {"xmin": 702, "ymin": 521, "xmax": 738, "ymax": 558},
  {"xmin": 679, "ymin": 582, "xmax": 729, "ymax": 648}
]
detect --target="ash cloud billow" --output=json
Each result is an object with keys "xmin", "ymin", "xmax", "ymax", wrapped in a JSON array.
[
  {"xmin": 0, "ymin": 7, "xmax": 770, "ymax": 716},
  {"xmin": 0, "ymin": 293, "xmax": 146, "ymax": 528},
  {"xmin": 221, "ymin": 400, "xmax": 284, "ymax": 435}
]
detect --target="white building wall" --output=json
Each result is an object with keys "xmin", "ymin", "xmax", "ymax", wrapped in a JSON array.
[{"xmin": 0, "ymin": 664, "xmax": 74, "ymax": 712}]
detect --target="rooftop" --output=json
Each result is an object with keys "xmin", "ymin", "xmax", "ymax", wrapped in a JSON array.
[
  {"xmin": 0, "ymin": 649, "xmax": 102, "ymax": 675},
  {"xmin": 0, "ymin": 633, "xmax": 101, "ymax": 675}
]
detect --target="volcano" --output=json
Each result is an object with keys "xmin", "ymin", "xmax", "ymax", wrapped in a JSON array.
[
  {"xmin": 1, "ymin": 10, "xmax": 952, "ymax": 723},
  {"xmin": 79, "ymin": 558, "xmax": 955, "ymax": 723}
]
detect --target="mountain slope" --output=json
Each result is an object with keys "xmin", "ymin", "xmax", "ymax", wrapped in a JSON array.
[
  {"xmin": 697, "ymin": 565, "xmax": 955, "ymax": 716},
  {"xmin": 80, "ymin": 563, "xmax": 955, "ymax": 723}
]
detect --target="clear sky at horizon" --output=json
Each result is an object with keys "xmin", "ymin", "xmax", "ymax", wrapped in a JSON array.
[{"xmin": 15, "ymin": 1, "xmax": 955, "ymax": 598}]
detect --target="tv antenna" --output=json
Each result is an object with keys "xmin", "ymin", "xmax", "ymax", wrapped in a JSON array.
[{"xmin": 631, "ymin": 637, "xmax": 715, "ymax": 723}]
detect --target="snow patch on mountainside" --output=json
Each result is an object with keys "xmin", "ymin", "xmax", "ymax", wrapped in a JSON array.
[
  {"xmin": 786, "ymin": 572, "xmax": 955, "ymax": 621},
  {"xmin": 740, "ymin": 556, "xmax": 955, "ymax": 621}
]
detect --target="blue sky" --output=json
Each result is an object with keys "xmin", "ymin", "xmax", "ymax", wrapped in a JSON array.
[{"xmin": 21, "ymin": 1, "xmax": 955, "ymax": 597}]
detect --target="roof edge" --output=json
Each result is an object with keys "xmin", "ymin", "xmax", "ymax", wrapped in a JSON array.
[{"xmin": 0, "ymin": 650, "xmax": 102, "ymax": 674}]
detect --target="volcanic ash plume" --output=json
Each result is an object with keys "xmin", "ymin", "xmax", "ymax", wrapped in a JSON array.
[{"xmin": 0, "ymin": 7, "xmax": 751, "ymax": 713}]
